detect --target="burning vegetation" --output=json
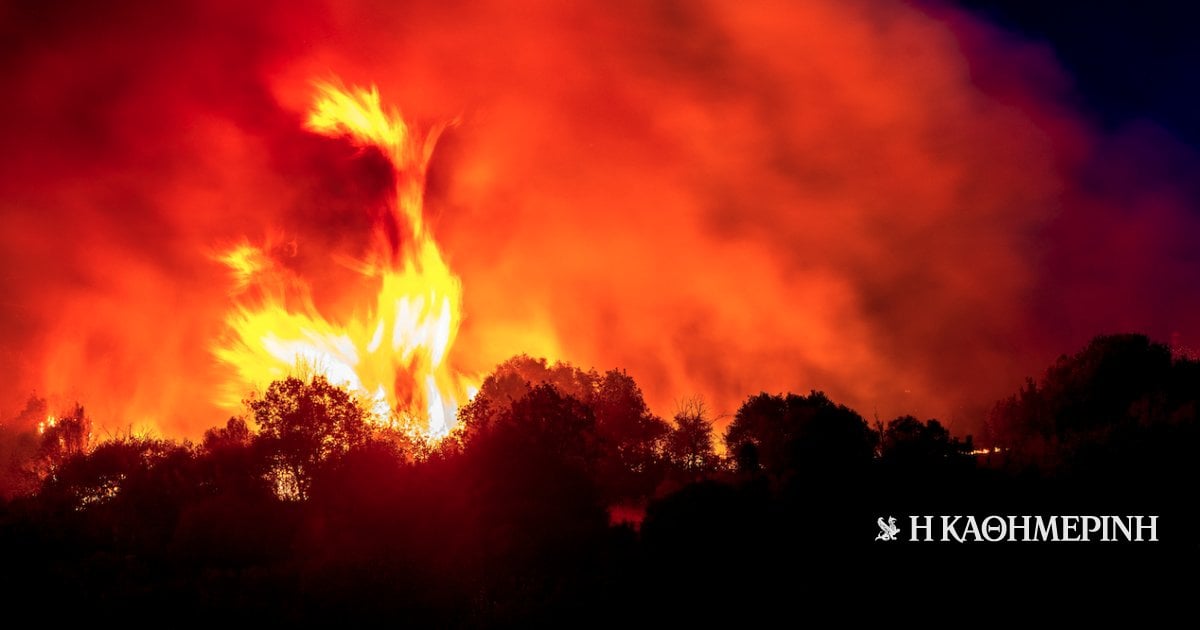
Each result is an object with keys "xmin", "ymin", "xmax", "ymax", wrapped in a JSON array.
[
  {"xmin": 1, "ymin": 0, "xmax": 1199, "ymax": 621},
  {"xmin": 216, "ymin": 82, "xmax": 476, "ymax": 440}
]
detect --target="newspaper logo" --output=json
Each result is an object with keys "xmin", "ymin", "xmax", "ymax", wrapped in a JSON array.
[{"xmin": 875, "ymin": 516, "xmax": 901, "ymax": 541}]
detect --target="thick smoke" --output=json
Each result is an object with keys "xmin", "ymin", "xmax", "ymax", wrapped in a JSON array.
[{"xmin": 1, "ymin": 0, "xmax": 1197, "ymax": 437}]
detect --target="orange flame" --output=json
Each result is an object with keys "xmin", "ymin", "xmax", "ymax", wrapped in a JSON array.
[{"xmin": 214, "ymin": 81, "xmax": 476, "ymax": 438}]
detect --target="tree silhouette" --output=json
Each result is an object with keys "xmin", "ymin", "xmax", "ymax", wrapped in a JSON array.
[
  {"xmin": 456, "ymin": 356, "xmax": 596, "ymax": 438},
  {"xmin": 665, "ymin": 397, "xmax": 717, "ymax": 476},
  {"xmin": 197, "ymin": 416, "xmax": 268, "ymax": 499},
  {"xmin": 880, "ymin": 415, "xmax": 972, "ymax": 472},
  {"xmin": 202, "ymin": 417, "xmax": 252, "ymax": 452},
  {"xmin": 498, "ymin": 383, "xmax": 599, "ymax": 462},
  {"xmin": 247, "ymin": 375, "xmax": 371, "ymax": 499},
  {"xmin": 41, "ymin": 434, "xmax": 183, "ymax": 510},
  {"xmin": 724, "ymin": 391, "xmax": 874, "ymax": 477},
  {"xmin": 36, "ymin": 403, "xmax": 92, "ymax": 481},
  {"xmin": 732, "ymin": 441, "xmax": 760, "ymax": 475},
  {"xmin": 463, "ymin": 382, "xmax": 609, "ymax": 591},
  {"xmin": 590, "ymin": 369, "xmax": 668, "ymax": 501},
  {"xmin": 458, "ymin": 357, "xmax": 668, "ymax": 502},
  {"xmin": 985, "ymin": 334, "xmax": 1184, "ymax": 468}
]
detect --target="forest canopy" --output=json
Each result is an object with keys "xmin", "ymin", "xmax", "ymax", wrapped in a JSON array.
[{"xmin": 0, "ymin": 333, "xmax": 1195, "ymax": 622}]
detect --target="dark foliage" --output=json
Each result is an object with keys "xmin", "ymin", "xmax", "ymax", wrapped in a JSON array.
[
  {"xmin": 0, "ymin": 335, "xmax": 1196, "ymax": 622},
  {"xmin": 459, "ymin": 356, "xmax": 669, "ymax": 503},
  {"xmin": 663, "ymin": 397, "xmax": 719, "ymax": 477},
  {"xmin": 724, "ymin": 390, "xmax": 877, "ymax": 477}
]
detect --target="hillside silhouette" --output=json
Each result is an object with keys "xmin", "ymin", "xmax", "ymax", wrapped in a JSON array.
[{"xmin": 0, "ymin": 333, "xmax": 1195, "ymax": 622}]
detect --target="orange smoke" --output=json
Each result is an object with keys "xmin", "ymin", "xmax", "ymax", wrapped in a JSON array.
[{"xmin": 1, "ymin": 1, "xmax": 1198, "ymax": 438}]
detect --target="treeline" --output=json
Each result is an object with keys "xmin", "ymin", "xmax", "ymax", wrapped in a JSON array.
[{"xmin": 0, "ymin": 334, "xmax": 1196, "ymax": 622}]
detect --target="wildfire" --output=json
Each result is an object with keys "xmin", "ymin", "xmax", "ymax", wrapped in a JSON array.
[{"xmin": 214, "ymin": 81, "xmax": 476, "ymax": 438}]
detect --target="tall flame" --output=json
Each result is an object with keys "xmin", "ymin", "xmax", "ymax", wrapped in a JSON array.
[{"xmin": 214, "ymin": 82, "xmax": 475, "ymax": 438}]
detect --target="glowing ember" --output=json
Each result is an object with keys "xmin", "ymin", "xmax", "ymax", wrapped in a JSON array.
[{"xmin": 214, "ymin": 81, "xmax": 476, "ymax": 438}]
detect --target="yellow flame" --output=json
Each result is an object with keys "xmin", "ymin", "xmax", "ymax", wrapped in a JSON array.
[
  {"xmin": 217, "ymin": 243, "xmax": 270, "ymax": 292},
  {"xmin": 306, "ymin": 82, "xmax": 441, "ymax": 237},
  {"xmin": 214, "ymin": 81, "xmax": 475, "ymax": 439}
]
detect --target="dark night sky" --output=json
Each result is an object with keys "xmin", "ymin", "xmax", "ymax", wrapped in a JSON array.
[{"xmin": 955, "ymin": 1, "xmax": 1200, "ymax": 151}]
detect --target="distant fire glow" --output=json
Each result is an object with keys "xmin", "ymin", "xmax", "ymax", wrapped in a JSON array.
[{"xmin": 214, "ymin": 82, "xmax": 477, "ymax": 438}]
